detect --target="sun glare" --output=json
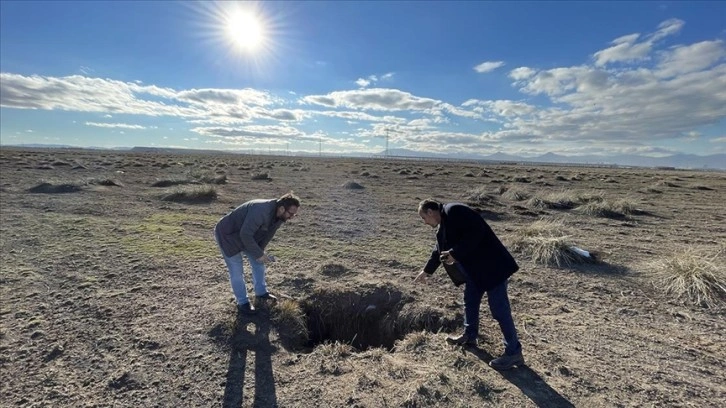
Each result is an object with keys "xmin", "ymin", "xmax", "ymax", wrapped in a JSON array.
[{"xmin": 226, "ymin": 11, "xmax": 264, "ymax": 51}]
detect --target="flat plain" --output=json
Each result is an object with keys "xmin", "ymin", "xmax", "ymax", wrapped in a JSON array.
[{"xmin": 1, "ymin": 147, "xmax": 724, "ymax": 407}]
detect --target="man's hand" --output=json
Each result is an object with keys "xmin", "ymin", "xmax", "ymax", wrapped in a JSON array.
[
  {"xmin": 440, "ymin": 250, "xmax": 456, "ymax": 265},
  {"xmin": 414, "ymin": 270, "xmax": 430, "ymax": 284}
]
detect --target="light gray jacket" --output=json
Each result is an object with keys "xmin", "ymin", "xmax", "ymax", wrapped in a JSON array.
[{"xmin": 214, "ymin": 199, "xmax": 283, "ymax": 259}]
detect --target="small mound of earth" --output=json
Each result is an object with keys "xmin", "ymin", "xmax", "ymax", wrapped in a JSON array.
[{"xmin": 342, "ymin": 181, "xmax": 365, "ymax": 190}]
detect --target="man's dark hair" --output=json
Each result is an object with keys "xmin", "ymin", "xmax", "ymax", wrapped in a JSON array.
[
  {"xmin": 418, "ymin": 198, "xmax": 442, "ymax": 212},
  {"xmin": 278, "ymin": 191, "xmax": 301, "ymax": 210}
]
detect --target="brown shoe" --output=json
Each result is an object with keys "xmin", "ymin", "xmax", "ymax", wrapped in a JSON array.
[{"xmin": 446, "ymin": 333, "xmax": 477, "ymax": 347}]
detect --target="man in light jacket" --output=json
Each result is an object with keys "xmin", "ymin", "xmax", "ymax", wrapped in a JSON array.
[
  {"xmin": 215, "ymin": 192, "xmax": 300, "ymax": 314},
  {"xmin": 415, "ymin": 199, "xmax": 524, "ymax": 370}
]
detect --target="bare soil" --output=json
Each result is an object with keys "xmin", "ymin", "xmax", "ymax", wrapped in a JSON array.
[{"xmin": 1, "ymin": 147, "xmax": 724, "ymax": 407}]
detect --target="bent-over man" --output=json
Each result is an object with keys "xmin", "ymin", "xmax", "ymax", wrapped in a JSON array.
[
  {"xmin": 215, "ymin": 191, "xmax": 300, "ymax": 314},
  {"xmin": 415, "ymin": 199, "xmax": 524, "ymax": 370}
]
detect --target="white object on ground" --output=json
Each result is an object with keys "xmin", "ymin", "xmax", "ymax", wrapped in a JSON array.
[{"xmin": 569, "ymin": 246, "xmax": 591, "ymax": 258}]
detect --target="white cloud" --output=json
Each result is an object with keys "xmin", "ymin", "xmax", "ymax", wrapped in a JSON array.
[
  {"xmin": 302, "ymin": 88, "xmax": 439, "ymax": 111},
  {"xmin": 593, "ymin": 19, "xmax": 684, "ymax": 66},
  {"xmin": 474, "ymin": 61, "xmax": 505, "ymax": 73},
  {"xmin": 85, "ymin": 122, "xmax": 146, "ymax": 129},
  {"xmin": 355, "ymin": 72, "xmax": 395, "ymax": 88},
  {"xmin": 655, "ymin": 40, "xmax": 726, "ymax": 78},
  {"xmin": 508, "ymin": 67, "xmax": 537, "ymax": 81}
]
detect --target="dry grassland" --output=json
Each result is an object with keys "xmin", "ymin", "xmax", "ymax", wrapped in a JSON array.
[{"xmin": 1, "ymin": 147, "xmax": 724, "ymax": 407}]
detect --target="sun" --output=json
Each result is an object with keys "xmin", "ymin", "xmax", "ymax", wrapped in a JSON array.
[{"xmin": 226, "ymin": 11, "xmax": 264, "ymax": 51}]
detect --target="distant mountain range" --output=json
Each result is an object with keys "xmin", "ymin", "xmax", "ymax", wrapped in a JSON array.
[
  {"xmin": 2, "ymin": 144, "xmax": 724, "ymax": 170},
  {"xmin": 380, "ymin": 148, "xmax": 726, "ymax": 170}
]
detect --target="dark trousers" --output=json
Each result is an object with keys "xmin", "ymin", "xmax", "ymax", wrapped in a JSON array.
[{"xmin": 463, "ymin": 277, "xmax": 522, "ymax": 356}]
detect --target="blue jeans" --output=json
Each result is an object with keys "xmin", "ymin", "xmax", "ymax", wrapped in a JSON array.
[
  {"xmin": 216, "ymin": 237, "xmax": 267, "ymax": 306},
  {"xmin": 462, "ymin": 268, "xmax": 522, "ymax": 355}
]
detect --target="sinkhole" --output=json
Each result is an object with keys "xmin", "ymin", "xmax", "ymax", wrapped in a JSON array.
[{"xmin": 292, "ymin": 285, "xmax": 458, "ymax": 351}]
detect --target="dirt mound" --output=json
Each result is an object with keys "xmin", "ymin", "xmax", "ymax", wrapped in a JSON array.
[
  {"xmin": 342, "ymin": 180, "xmax": 364, "ymax": 190},
  {"xmin": 27, "ymin": 182, "xmax": 82, "ymax": 193}
]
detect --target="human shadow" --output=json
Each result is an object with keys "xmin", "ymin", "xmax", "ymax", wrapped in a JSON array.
[
  {"xmin": 464, "ymin": 347, "xmax": 575, "ymax": 408},
  {"xmin": 217, "ymin": 309, "xmax": 278, "ymax": 408}
]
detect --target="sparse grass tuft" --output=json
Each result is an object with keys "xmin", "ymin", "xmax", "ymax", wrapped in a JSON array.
[
  {"xmin": 89, "ymin": 178, "xmax": 123, "ymax": 187},
  {"xmin": 575, "ymin": 198, "xmax": 637, "ymax": 218},
  {"xmin": 28, "ymin": 181, "xmax": 83, "ymax": 194},
  {"xmin": 161, "ymin": 185, "xmax": 217, "ymax": 203},
  {"xmin": 465, "ymin": 186, "xmax": 502, "ymax": 206},
  {"xmin": 151, "ymin": 178, "xmax": 193, "ymax": 187},
  {"xmin": 508, "ymin": 218, "xmax": 597, "ymax": 267},
  {"xmin": 251, "ymin": 172, "xmax": 271, "ymax": 181},
  {"xmin": 648, "ymin": 246, "xmax": 725, "ymax": 308},
  {"xmin": 502, "ymin": 187, "xmax": 530, "ymax": 201},
  {"xmin": 272, "ymin": 299, "xmax": 309, "ymax": 348}
]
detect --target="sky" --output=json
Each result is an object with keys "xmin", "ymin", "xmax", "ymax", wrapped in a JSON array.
[{"xmin": 1, "ymin": 1, "xmax": 725, "ymax": 159}]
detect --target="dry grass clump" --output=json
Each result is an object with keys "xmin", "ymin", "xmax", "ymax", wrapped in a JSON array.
[
  {"xmin": 648, "ymin": 246, "xmax": 725, "ymax": 308},
  {"xmin": 502, "ymin": 187, "xmax": 530, "ymax": 201},
  {"xmin": 272, "ymin": 299, "xmax": 309, "ymax": 349},
  {"xmin": 251, "ymin": 172, "xmax": 271, "ymax": 181},
  {"xmin": 394, "ymin": 331, "xmax": 431, "ymax": 352},
  {"xmin": 653, "ymin": 179, "xmax": 680, "ymax": 188},
  {"xmin": 89, "ymin": 178, "xmax": 123, "ymax": 187},
  {"xmin": 28, "ymin": 180, "xmax": 84, "ymax": 194},
  {"xmin": 527, "ymin": 190, "xmax": 603, "ymax": 210},
  {"xmin": 465, "ymin": 186, "xmax": 502, "ymax": 206},
  {"xmin": 151, "ymin": 178, "xmax": 193, "ymax": 187},
  {"xmin": 576, "ymin": 198, "xmax": 638, "ymax": 218},
  {"xmin": 161, "ymin": 185, "xmax": 217, "ymax": 203},
  {"xmin": 508, "ymin": 219, "xmax": 597, "ymax": 267}
]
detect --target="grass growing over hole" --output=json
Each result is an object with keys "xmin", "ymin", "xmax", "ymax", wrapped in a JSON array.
[
  {"xmin": 272, "ymin": 299, "xmax": 309, "ymax": 348},
  {"xmin": 648, "ymin": 246, "xmax": 725, "ymax": 308},
  {"xmin": 161, "ymin": 185, "xmax": 217, "ymax": 203}
]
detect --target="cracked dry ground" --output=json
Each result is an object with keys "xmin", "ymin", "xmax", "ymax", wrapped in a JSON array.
[{"xmin": 1, "ymin": 147, "xmax": 724, "ymax": 407}]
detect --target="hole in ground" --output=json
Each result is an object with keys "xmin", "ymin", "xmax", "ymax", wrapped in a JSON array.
[{"xmin": 299, "ymin": 284, "xmax": 458, "ymax": 350}]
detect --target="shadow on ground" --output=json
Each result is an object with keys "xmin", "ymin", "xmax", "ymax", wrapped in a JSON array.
[
  {"xmin": 464, "ymin": 347, "xmax": 575, "ymax": 408},
  {"xmin": 216, "ymin": 310, "xmax": 278, "ymax": 408}
]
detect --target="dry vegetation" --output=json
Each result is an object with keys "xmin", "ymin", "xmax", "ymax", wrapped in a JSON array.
[{"xmin": 1, "ymin": 147, "xmax": 725, "ymax": 407}]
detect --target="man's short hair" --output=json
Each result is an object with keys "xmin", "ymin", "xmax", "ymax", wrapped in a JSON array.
[
  {"xmin": 418, "ymin": 198, "xmax": 442, "ymax": 213},
  {"xmin": 278, "ymin": 191, "xmax": 301, "ymax": 210}
]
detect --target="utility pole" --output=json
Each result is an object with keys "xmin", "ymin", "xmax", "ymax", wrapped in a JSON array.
[{"xmin": 385, "ymin": 129, "xmax": 389, "ymax": 157}]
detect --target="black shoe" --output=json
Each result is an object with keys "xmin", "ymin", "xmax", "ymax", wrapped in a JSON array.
[
  {"xmin": 258, "ymin": 292, "xmax": 278, "ymax": 302},
  {"xmin": 446, "ymin": 333, "xmax": 477, "ymax": 347},
  {"xmin": 237, "ymin": 302, "xmax": 257, "ymax": 315},
  {"xmin": 489, "ymin": 352, "xmax": 525, "ymax": 370}
]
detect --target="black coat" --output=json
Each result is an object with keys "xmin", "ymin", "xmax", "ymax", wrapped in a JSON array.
[{"xmin": 423, "ymin": 202, "xmax": 519, "ymax": 291}]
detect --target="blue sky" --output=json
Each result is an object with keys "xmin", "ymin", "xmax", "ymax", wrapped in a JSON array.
[{"xmin": 1, "ymin": 1, "xmax": 725, "ymax": 158}]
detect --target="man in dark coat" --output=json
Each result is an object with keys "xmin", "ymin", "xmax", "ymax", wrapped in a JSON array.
[
  {"xmin": 414, "ymin": 199, "xmax": 524, "ymax": 370},
  {"xmin": 215, "ymin": 192, "xmax": 300, "ymax": 314}
]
